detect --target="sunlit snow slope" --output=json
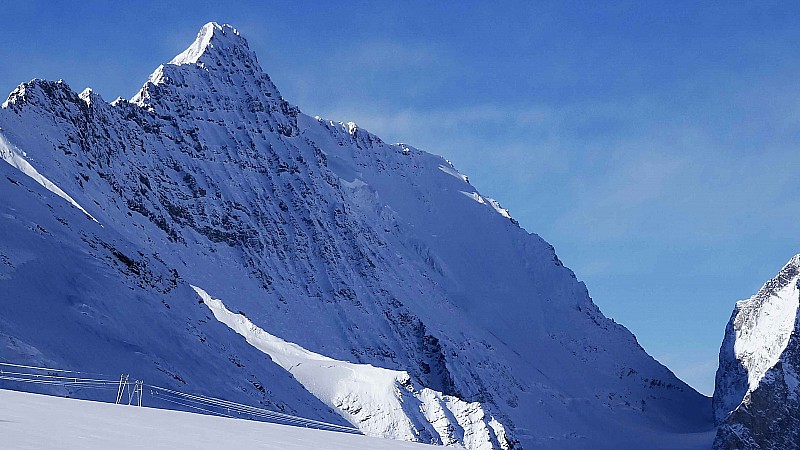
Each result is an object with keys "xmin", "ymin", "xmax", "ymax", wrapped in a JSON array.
[
  {"xmin": 713, "ymin": 254, "xmax": 800, "ymax": 449},
  {"xmin": 194, "ymin": 285, "xmax": 510, "ymax": 448},
  {"xmin": 0, "ymin": 22, "xmax": 713, "ymax": 449}
]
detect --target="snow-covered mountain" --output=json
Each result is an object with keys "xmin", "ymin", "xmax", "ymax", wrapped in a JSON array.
[
  {"xmin": 713, "ymin": 254, "xmax": 800, "ymax": 449},
  {"xmin": 0, "ymin": 22, "xmax": 713, "ymax": 449}
]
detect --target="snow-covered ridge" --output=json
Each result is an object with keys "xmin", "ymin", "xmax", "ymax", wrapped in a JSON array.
[
  {"xmin": 484, "ymin": 198, "xmax": 511, "ymax": 219},
  {"xmin": 438, "ymin": 164, "xmax": 469, "ymax": 184},
  {"xmin": 0, "ymin": 132, "xmax": 97, "ymax": 222},
  {"xmin": 170, "ymin": 22, "xmax": 244, "ymax": 67},
  {"xmin": 192, "ymin": 286, "xmax": 512, "ymax": 450},
  {"xmin": 732, "ymin": 255, "xmax": 800, "ymax": 392},
  {"xmin": 713, "ymin": 254, "xmax": 800, "ymax": 448},
  {"xmin": 132, "ymin": 21, "xmax": 284, "ymax": 110}
]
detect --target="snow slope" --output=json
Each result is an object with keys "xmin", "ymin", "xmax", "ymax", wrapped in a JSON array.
[
  {"xmin": 0, "ymin": 22, "xmax": 713, "ymax": 449},
  {"xmin": 0, "ymin": 151, "xmax": 348, "ymax": 428},
  {"xmin": 0, "ymin": 388, "xmax": 434, "ymax": 450},
  {"xmin": 194, "ymin": 285, "xmax": 510, "ymax": 449},
  {"xmin": 713, "ymin": 254, "xmax": 800, "ymax": 449},
  {"xmin": 0, "ymin": 132, "xmax": 96, "ymax": 222}
]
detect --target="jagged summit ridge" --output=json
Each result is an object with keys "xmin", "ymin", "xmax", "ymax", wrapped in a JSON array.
[
  {"xmin": 749, "ymin": 253, "xmax": 800, "ymax": 304},
  {"xmin": 132, "ymin": 21, "xmax": 283, "ymax": 111},
  {"xmin": 169, "ymin": 22, "xmax": 246, "ymax": 66}
]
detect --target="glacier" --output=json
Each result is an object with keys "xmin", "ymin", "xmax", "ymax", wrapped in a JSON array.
[{"xmin": 0, "ymin": 22, "xmax": 714, "ymax": 449}]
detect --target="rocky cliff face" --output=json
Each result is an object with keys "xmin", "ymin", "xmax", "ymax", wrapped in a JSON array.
[
  {"xmin": 0, "ymin": 23, "xmax": 712, "ymax": 449},
  {"xmin": 713, "ymin": 255, "xmax": 800, "ymax": 449}
]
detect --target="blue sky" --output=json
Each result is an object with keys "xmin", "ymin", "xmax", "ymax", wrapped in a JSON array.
[{"xmin": 2, "ymin": 1, "xmax": 799, "ymax": 395}]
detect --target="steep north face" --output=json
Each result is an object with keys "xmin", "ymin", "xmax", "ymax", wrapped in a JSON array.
[{"xmin": 0, "ymin": 23, "xmax": 712, "ymax": 449}]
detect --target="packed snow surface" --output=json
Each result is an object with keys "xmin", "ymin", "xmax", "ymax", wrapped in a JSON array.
[{"xmin": 0, "ymin": 388, "xmax": 435, "ymax": 450}]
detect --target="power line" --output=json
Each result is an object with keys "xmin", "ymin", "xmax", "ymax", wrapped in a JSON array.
[
  {"xmin": 147, "ymin": 385, "xmax": 360, "ymax": 434},
  {"xmin": 0, "ymin": 361, "xmax": 113, "ymax": 378},
  {"xmin": 0, "ymin": 370, "xmax": 119, "ymax": 383},
  {"xmin": 0, "ymin": 360, "xmax": 361, "ymax": 435},
  {"xmin": 155, "ymin": 394, "xmax": 237, "ymax": 419},
  {"xmin": 0, "ymin": 361, "xmax": 82, "ymax": 373}
]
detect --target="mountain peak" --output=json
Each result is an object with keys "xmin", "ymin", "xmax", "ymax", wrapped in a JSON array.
[
  {"xmin": 748, "ymin": 253, "xmax": 800, "ymax": 305},
  {"xmin": 131, "ymin": 22, "xmax": 285, "ymax": 113},
  {"xmin": 169, "ymin": 22, "xmax": 250, "ymax": 67}
]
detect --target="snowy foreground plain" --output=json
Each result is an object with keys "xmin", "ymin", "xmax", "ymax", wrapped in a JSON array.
[{"xmin": 0, "ymin": 388, "xmax": 437, "ymax": 449}]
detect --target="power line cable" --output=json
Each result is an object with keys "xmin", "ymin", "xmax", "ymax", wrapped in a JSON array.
[{"xmin": 0, "ymin": 359, "xmax": 360, "ymax": 435}]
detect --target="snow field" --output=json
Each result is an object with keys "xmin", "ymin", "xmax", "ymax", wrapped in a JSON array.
[{"xmin": 0, "ymin": 388, "xmax": 437, "ymax": 450}]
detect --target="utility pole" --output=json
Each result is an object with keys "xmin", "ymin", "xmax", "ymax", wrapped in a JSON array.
[
  {"xmin": 116, "ymin": 374, "xmax": 129, "ymax": 404},
  {"xmin": 116, "ymin": 375, "xmax": 143, "ymax": 406},
  {"xmin": 130, "ymin": 380, "xmax": 143, "ymax": 407}
]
